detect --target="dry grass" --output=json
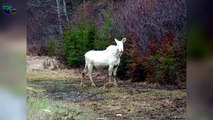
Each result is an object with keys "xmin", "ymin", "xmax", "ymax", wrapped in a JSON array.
[{"xmin": 27, "ymin": 69, "xmax": 81, "ymax": 81}]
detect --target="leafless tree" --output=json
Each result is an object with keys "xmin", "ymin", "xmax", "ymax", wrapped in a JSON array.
[
  {"xmin": 27, "ymin": 0, "xmax": 186, "ymax": 56},
  {"xmin": 63, "ymin": 0, "xmax": 69, "ymax": 26},
  {"xmin": 56, "ymin": 0, "xmax": 63, "ymax": 35}
]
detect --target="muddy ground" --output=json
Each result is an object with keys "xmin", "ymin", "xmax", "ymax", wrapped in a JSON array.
[{"xmin": 27, "ymin": 70, "xmax": 186, "ymax": 120}]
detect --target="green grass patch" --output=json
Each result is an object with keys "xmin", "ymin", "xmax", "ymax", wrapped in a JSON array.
[{"xmin": 27, "ymin": 97, "xmax": 97, "ymax": 120}]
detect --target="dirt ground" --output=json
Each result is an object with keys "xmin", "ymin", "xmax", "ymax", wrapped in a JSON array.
[{"xmin": 27, "ymin": 69, "xmax": 186, "ymax": 120}]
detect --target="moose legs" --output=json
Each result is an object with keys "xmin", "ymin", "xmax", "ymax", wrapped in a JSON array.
[
  {"xmin": 113, "ymin": 66, "xmax": 118, "ymax": 86},
  {"xmin": 81, "ymin": 65, "xmax": 87, "ymax": 86},
  {"xmin": 81, "ymin": 64, "xmax": 118, "ymax": 87},
  {"xmin": 108, "ymin": 65, "xmax": 114, "ymax": 83},
  {"xmin": 81, "ymin": 63, "xmax": 96, "ymax": 86},
  {"xmin": 88, "ymin": 64, "xmax": 96, "ymax": 86},
  {"xmin": 108, "ymin": 65, "xmax": 118, "ymax": 86}
]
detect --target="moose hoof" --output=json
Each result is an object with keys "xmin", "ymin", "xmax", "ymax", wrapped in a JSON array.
[{"xmin": 92, "ymin": 84, "xmax": 96, "ymax": 87}]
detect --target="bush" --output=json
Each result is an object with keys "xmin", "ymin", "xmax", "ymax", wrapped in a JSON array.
[
  {"xmin": 119, "ymin": 30, "xmax": 186, "ymax": 84},
  {"xmin": 62, "ymin": 23, "xmax": 112, "ymax": 68},
  {"xmin": 62, "ymin": 5, "xmax": 113, "ymax": 68},
  {"xmin": 47, "ymin": 37, "xmax": 56, "ymax": 57},
  {"xmin": 63, "ymin": 24, "xmax": 95, "ymax": 67},
  {"xmin": 117, "ymin": 55, "xmax": 130, "ymax": 80},
  {"xmin": 142, "ymin": 31, "xmax": 186, "ymax": 84},
  {"xmin": 117, "ymin": 32, "xmax": 146, "ymax": 82},
  {"xmin": 62, "ymin": 19, "xmax": 112, "ymax": 67}
]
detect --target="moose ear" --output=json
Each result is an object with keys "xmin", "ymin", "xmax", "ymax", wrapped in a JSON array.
[
  {"xmin": 122, "ymin": 38, "xmax": 126, "ymax": 43},
  {"xmin": 114, "ymin": 38, "xmax": 119, "ymax": 43}
]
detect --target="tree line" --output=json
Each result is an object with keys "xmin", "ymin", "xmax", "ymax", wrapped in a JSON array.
[{"xmin": 27, "ymin": 0, "xmax": 186, "ymax": 86}]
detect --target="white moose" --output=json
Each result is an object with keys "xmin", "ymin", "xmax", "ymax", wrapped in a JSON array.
[{"xmin": 81, "ymin": 38, "xmax": 126, "ymax": 86}]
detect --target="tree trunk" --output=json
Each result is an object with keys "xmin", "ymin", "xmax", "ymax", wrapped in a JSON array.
[
  {"xmin": 56, "ymin": 0, "xmax": 62, "ymax": 35},
  {"xmin": 63, "ymin": 0, "xmax": 69, "ymax": 26}
]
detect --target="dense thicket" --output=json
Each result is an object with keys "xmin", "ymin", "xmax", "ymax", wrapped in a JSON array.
[{"xmin": 27, "ymin": 0, "xmax": 186, "ymax": 85}]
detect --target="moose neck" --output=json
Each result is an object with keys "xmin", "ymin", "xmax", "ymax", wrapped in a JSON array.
[{"xmin": 115, "ymin": 45, "xmax": 123, "ymax": 57}]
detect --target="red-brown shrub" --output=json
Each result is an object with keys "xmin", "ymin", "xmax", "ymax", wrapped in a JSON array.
[{"xmin": 119, "ymin": 30, "xmax": 186, "ymax": 85}]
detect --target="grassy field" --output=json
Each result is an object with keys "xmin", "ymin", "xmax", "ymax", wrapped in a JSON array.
[{"xmin": 27, "ymin": 70, "xmax": 186, "ymax": 120}]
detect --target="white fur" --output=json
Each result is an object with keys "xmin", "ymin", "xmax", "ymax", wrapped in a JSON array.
[{"xmin": 81, "ymin": 38, "xmax": 126, "ymax": 86}]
